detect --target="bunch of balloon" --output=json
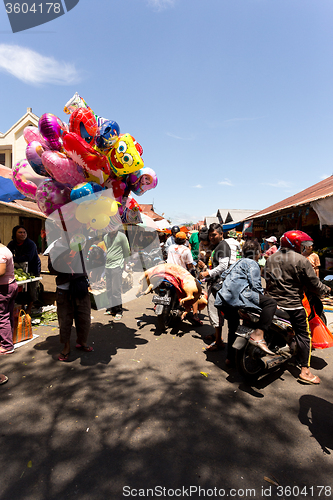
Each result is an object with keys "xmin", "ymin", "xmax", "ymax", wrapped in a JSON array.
[{"xmin": 12, "ymin": 92, "xmax": 159, "ymax": 250}]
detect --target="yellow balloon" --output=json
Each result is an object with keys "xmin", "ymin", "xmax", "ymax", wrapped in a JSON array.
[
  {"xmin": 97, "ymin": 196, "xmax": 119, "ymax": 216},
  {"xmin": 75, "ymin": 202, "xmax": 91, "ymax": 223},
  {"xmin": 87, "ymin": 200, "xmax": 102, "ymax": 218},
  {"xmin": 89, "ymin": 213, "xmax": 110, "ymax": 230}
]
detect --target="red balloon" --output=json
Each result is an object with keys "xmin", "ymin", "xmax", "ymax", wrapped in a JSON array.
[
  {"xmin": 69, "ymin": 108, "xmax": 98, "ymax": 146},
  {"xmin": 62, "ymin": 132, "xmax": 110, "ymax": 184}
]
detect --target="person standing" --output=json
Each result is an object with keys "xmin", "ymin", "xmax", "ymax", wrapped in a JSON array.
[
  {"xmin": 104, "ymin": 229, "xmax": 131, "ymax": 320},
  {"xmin": 302, "ymin": 243, "xmax": 320, "ymax": 277},
  {"xmin": 167, "ymin": 232, "xmax": 194, "ymax": 271},
  {"xmin": 198, "ymin": 223, "xmax": 231, "ymax": 350},
  {"xmin": 0, "ymin": 240, "xmax": 18, "ymax": 355},
  {"xmin": 264, "ymin": 236, "xmax": 278, "ymax": 259},
  {"xmin": 164, "ymin": 226, "xmax": 180, "ymax": 255},
  {"xmin": 48, "ymin": 237, "xmax": 92, "ymax": 362},
  {"xmin": 224, "ymin": 230, "xmax": 241, "ymax": 265},
  {"xmin": 7, "ymin": 225, "xmax": 41, "ymax": 315},
  {"xmin": 188, "ymin": 230, "xmax": 200, "ymax": 262}
]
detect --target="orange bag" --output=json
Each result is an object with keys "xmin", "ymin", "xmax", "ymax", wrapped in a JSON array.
[
  {"xmin": 310, "ymin": 313, "xmax": 333, "ymax": 349},
  {"xmin": 12, "ymin": 309, "xmax": 32, "ymax": 344}
]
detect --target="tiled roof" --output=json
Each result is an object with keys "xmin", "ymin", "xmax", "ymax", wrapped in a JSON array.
[
  {"xmin": 139, "ymin": 204, "xmax": 164, "ymax": 221},
  {"xmin": 247, "ymin": 175, "xmax": 333, "ymax": 220},
  {"xmin": 0, "ymin": 199, "xmax": 46, "ymax": 218}
]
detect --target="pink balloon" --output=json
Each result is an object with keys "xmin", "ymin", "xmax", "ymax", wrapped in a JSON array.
[
  {"xmin": 38, "ymin": 113, "xmax": 67, "ymax": 151},
  {"xmin": 41, "ymin": 151, "xmax": 87, "ymax": 187},
  {"xmin": 12, "ymin": 160, "xmax": 47, "ymax": 199},
  {"xmin": 128, "ymin": 167, "xmax": 158, "ymax": 196},
  {"xmin": 36, "ymin": 178, "xmax": 71, "ymax": 216},
  {"xmin": 26, "ymin": 141, "xmax": 48, "ymax": 176},
  {"xmin": 23, "ymin": 126, "xmax": 50, "ymax": 150}
]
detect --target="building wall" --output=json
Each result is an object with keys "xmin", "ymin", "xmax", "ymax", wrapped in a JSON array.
[
  {"xmin": 0, "ymin": 110, "xmax": 39, "ymax": 168},
  {"xmin": 0, "ymin": 207, "xmax": 20, "ymax": 244}
]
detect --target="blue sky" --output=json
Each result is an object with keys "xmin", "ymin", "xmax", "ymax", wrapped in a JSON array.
[{"xmin": 1, "ymin": 0, "xmax": 333, "ymax": 224}]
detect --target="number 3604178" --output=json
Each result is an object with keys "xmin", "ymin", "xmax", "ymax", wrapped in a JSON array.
[{"xmin": 5, "ymin": 3, "xmax": 62, "ymax": 14}]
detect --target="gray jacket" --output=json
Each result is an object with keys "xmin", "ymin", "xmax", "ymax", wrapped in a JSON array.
[{"xmin": 265, "ymin": 247, "xmax": 330, "ymax": 309}]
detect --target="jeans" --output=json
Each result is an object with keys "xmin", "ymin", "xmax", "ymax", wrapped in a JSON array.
[{"xmin": 105, "ymin": 266, "xmax": 123, "ymax": 314}]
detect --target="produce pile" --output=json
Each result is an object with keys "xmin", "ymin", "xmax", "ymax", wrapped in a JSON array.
[{"xmin": 14, "ymin": 268, "xmax": 36, "ymax": 281}]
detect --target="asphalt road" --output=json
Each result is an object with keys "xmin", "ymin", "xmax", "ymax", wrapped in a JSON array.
[{"xmin": 1, "ymin": 287, "xmax": 333, "ymax": 500}]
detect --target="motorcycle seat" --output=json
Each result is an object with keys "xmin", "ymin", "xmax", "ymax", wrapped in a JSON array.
[{"xmin": 274, "ymin": 308, "xmax": 291, "ymax": 321}]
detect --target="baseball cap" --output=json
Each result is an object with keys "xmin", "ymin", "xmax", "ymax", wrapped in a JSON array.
[
  {"xmin": 175, "ymin": 232, "xmax": 187, "ymax": 240},
  {"xmin": 266, "ymin": 236, "xmax": 277, "ymax": 243}
]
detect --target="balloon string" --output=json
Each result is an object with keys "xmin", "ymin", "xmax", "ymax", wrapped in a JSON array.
[{"xmin": 58, "ymin": 207, "xmax": 87, "ymax": 275}]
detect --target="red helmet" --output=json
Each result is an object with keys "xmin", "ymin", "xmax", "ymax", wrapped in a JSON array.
[{"xmin": 280, "ymin": 230, "xmax": 313, "ymax": 253}]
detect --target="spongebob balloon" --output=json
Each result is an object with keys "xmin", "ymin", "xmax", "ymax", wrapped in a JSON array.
[{"xmin": 108, "ymin": 134, "xmax": 144, "ymax": 176}]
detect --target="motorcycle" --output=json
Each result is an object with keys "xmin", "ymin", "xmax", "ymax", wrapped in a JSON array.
[
  {"xmin": 152, "ymin": 279, "xmax": 184, "ymax": 331},
  {"xmin": 233, "ymin": 293, "xmax": 329, "ymax": 382}
]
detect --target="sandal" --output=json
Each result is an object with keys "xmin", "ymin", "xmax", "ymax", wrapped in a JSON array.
[
  {"xmin": 205, "ymin": 341, "xmax": 225, "ymax": 352},
  {"xmin": 298, "ymin": 374, "xmax": 320, "ymax": 385},
  {"xmin": 58, "ymin": 351, "xmax": 70, "ymax": 362},
  {"xmin": 76, "ymin": 344, "xmax": 94, "ymax": 352},
  {"xmin": 0, "ymin": 374, "xmax": 8, "ymax": 385},
  {"xmin": 192, "ymin": 317, "xmax": 203, "ymax": 326},
  {"xmin": 249, "ymin": 337, "xmax": 274, "ymax": 355}
]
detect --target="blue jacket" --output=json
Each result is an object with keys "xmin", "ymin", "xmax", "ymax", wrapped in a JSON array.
[{"xmin": 214, "ymin": 258, "xmax": 263, "ymax": 311}]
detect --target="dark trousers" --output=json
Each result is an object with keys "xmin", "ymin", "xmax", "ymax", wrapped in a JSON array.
[
  {"xmin": 286, "ymin": 308, "xmax": 312, "ymax": 367},
  {"xmin": 0, "ymin": 282, "xmax": 18, "ymax": 350},
  {"xmin": 224, "ymin": 294, "xmax": 277, "ymax": 363},
  {"xmin": 105, "ymin": 267, "xmax": 123, "ymax": 314},
  {"xmin": 56, "ymin": 289, "xmax": 91, "ymax": 344}
]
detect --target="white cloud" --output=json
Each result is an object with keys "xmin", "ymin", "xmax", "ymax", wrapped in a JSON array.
[
  {"xmin": 320, "ymin": 174, "xmax": 331, "ymax": 180},
  {"xmin": 218, "ymin": 178, "xmax": 233, "ymax": 186},
  {"xmin": 0, "ymin": 44, "xmax": 80, "ymax": 86},
  {"xmin": 193, "ymin": 184, "xmax": 203, "ymax": 189},
  {"xmin": 147, "ymin": 0, "xmax": 175, "ymax": 10},
  {"xmin": 262, "ymin": 180, "xmax": 291, "ymax": 188},
  {"xmin": 166, "ymin": 132, "xmax": 194, "ymax": 141}
]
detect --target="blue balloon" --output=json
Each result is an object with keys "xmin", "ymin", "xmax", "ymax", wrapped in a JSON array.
[
  {"xmin": 95, "ymin": 120, "xmax": 120, "ymax": 150},
  {"xmin": 70, "ymin": 182, "xmax": 104, "ymax": 203}
]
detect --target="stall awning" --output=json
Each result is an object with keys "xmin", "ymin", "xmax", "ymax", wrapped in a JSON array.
[
  {"xmin": 0, "ymin": 177, "xmax": 25, "ymax": 202},
  {"xmin": 311, "ymin": 198, "xmax": 333, "ymax": 228}
]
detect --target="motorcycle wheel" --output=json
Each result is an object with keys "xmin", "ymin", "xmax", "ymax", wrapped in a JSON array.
[
  {"xmin": 156, "ymin": 307, "xmax": 181, "ymax": 331},
  {"xmin": 236, "ymin": 343, "xmax": 265, "ymax": 382},
  {"xmin": 156, "ymin": 306, "xmax": 171, "ymax": 331}
]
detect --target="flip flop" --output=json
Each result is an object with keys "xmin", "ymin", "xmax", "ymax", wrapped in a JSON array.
[
  {"xmin": 192, "ymin": 317, "xmax": 203, "ymax": 326},
  {"xmin": 76, "ymin": 344, "xmax": 94, "ymax": 352},
  {"xmin": 205, "ymin": 341, "xmax": 225, "ymax": 352},
  {"xmin": 249, "ymin": 337, "xmax": 274, "ymax": 355},
  {"xmin": 0, "ymin": 374, "xmax": 8, "ymax": 385},
  {"xmin": 58, "ymin": 351, "xmax": 70, "ymax": 362},
  {"xmin": 298, "ymin": 375, "xmax": 321, "ymax": 385}
]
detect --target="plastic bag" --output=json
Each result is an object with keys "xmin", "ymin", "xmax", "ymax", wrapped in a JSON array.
[
  {"xmin": 310, "ymin": 313, "xmax": 333, "ymax": 349},
  {"xmin": 13, "ymin": 309, "xmax": 32, "ymax": 344}
]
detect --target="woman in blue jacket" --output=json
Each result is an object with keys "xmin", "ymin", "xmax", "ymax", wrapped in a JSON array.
[
  {"xmin": 7, "ymin": 225, "xmax": 41, "ymax": 314},
  {"xmin": 215, "ymin": 240, "xmax": 277, "ymax": 366}
]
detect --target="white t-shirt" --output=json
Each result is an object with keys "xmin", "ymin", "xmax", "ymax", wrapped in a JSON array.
[
  {"xmin": 167, "ymin": 244, "xmax": 193, "ymax": 269},
  {"xmin": 225, "ymin": 238, "xmax": 241, "ymax": 265}
]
